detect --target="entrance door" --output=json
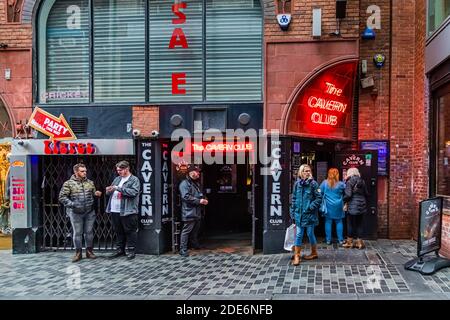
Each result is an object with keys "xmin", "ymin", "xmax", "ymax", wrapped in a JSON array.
[
  {"xmin": 335, "ymin": 151, "xmax": 378, "ymax": 239},
  {"xmin": 202, "ymin": 164, "xmax": 252, "ymax": 252}
]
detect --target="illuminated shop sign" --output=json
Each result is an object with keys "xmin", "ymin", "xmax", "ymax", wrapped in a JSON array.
[
  {"xmin": 44, "ymin": 140, "xmax": 96, "ymax": 155},
  {"xmin": 288, "ymin": 61, "xmax": 358, "ymax": 140},
  {"xmin": 191, "ymin": 142, "xmax": 255, "ymax": 153}
]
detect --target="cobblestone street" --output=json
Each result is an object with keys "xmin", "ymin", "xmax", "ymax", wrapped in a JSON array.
[{"xmin": 0, "ymin": 240, "xmax": 449, "ymax": 300}]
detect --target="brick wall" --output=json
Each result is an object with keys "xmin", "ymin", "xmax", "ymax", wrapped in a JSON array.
[
  {"xmin": 0, "ymin": 1, "xmax": 33, "ymax": 135},
  {"xmin": 358, "ymin": 0, "xmax": 391, "ymax": 237},
  {"xmin": 264, "ymin": 0, "xmax": 360, "ymax": 40},
  {"xmin": 412, "ymin": 0, "xmax": 429, "ymax": 240},
  {"xmin": 441, "ymin": 214, "xmax": 450, "ymax": 258},
  {"xmin": 132, "ymin": 106, "xmax": 159, "ymax": 138},
  {"xmin": 388, "ymin": 0, "xmax": 417, "ymax": 239}
]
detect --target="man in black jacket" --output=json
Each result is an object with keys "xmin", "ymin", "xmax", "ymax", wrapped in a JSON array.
[{"xmin": 179, "ymin": 165, "xmax": 208, "ymax": 257}]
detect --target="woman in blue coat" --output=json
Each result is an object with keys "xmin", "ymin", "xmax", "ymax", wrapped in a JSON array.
[
  {"xmin": 289, "ymin": 164, "xmax": 323, "ymax": 266},
  {"xmin": 319, "ymin": 168, "xmax": 346, "ymax": 245}
]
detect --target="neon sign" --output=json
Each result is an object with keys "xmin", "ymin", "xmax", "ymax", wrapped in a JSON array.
[
  {"xmin": 44, "ymin": 140, "xmax": 96, "ymax": 155},
  {"xmin": 192, "ymin": 142, "xmax": 254, "ymax": 153},
  {"xmin": 288, "ymin": 61, "xmax": 358, "ymax": 140}
]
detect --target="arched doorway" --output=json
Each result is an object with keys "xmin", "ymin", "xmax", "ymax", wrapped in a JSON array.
[{"xmin": 0, "ymin": 98, "xmax": 12, "ymax": 248}]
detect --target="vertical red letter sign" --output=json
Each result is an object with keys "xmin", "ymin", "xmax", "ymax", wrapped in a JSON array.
[{"xmin": 170, "ymin": 1, "xmax": 187, "ymax": 95}]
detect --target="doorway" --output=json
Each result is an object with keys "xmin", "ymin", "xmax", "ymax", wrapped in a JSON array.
[{"xmin": 200, "ymin": 163, "xmax": 252, "ymax": 253}]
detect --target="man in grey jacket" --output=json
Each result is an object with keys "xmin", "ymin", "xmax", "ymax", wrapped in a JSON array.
[
  {"xmin": 179, "ymin": 165, "xmax": 208, "ymax": 257},
  {"xmin": 106, "ymin": 161, "xmax": 140, "ymax": 260}
]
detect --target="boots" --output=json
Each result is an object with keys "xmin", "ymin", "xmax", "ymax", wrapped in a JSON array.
[
  {"xmin": 85, "ymin": 247, "xmax": 97, "ymax": 259},
  {"xmin": 343, "ymin": 237, "xmax": 353, "ymax": 248},
  {"xmin": 72, "ymin": 249, "xmax": 82, "ymax": 263},
  {"xmin": 303, "ymin": 245, "xmax": 318, "ymax": 260},
  {"xmin": 354, "ymin": 239, "xmax": 365, "ymax": 249},
  {"xmin": 292, "ymin": 246, "xmax": 302, "ymax": 266}
]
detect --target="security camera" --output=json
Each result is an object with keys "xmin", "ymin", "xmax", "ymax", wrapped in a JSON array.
[
  {"xmin": 151, "ymin": 130, "xmax": 159, "ymax": 139},
  {"xmin": 132, "ymin": 129, "xmax": 141, "ymax": 137}
]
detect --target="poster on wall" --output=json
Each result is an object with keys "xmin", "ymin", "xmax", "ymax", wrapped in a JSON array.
[
  {"xmin": 137, "ymin": 140, "xmax": 156, "ymax": 230},
  {"xmin": 217, "ymin": 164, "xmax": 236, "ymax": 193},
  {"xmin": 418, "ymin": 197, "xmax": 443, "ymax": 257}
]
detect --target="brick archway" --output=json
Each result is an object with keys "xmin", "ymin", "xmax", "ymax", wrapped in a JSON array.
[{"xmin": 0, "ymin": 94, "xmax": 15, "ymax": 138}]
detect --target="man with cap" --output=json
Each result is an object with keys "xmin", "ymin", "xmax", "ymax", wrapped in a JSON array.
[{"xmin": 179, "ymin": 164, "xmax": 208, "ymax": 257}]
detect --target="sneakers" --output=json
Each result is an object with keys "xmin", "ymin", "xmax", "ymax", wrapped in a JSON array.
[
  {"xmin": 126, "ymin": 248, "xmax": 136, "ymax": 260},
  {"xmin": 108, "ymin": 249, "xmax": 126, "ymax": 259},
  {"xmin": 179, "ymin": 250, "xmax": 189, "ymax": 257}
]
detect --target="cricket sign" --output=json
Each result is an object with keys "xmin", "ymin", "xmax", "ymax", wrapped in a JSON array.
[{"xmin": 28, "ymin": 107, "xmax": 77, "ymax": 141}]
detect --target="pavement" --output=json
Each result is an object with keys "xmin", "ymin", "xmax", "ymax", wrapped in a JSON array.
[{"xmin": 0, "ymin": 239, "xmax": 449, "ymax": 300}]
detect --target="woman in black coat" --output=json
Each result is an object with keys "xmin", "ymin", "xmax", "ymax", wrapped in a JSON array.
[{"xmin": 343, "ymin": 167, "xmax": 369, "ymax": 249}]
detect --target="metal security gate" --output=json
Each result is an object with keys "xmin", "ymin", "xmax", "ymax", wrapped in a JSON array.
[{"xmin": 41, "ymin": 155, "xmax": 135, "ymax": 250}]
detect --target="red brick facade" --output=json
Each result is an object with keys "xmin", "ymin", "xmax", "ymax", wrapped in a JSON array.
[
  {"xmin": 3, "ymin": 0, "xmax": 448, "ymax": 255},
  {"xmin": 0, "ymin": 1, "xmax": 32, "ymax": 134}
]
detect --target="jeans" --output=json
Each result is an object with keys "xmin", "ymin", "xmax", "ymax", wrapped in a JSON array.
[
  {"xmin": 347, "ymin": 214, "xmax": 363, "ymax": 239},
  {"xmin": 295, "ymin": 226, "xmax": 317, "ymax": 246},
  {"xmin": 68, "ymin": 211, "xmax": 96, "ymax": 249},
  {"xmin": 111, "ymin": 213, "xmax": 138, "ymax": 251},
  {"xmin": 325, "ymin": 218, "xmax": 344, "ymax": 243},
  {"xmin": 180, "ymin": 219, "xmax": 201, "ymax": 252}
]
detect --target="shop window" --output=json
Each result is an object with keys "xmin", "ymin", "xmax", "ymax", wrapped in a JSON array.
[
  {"xmin": 427, "ymin": 0, "xmax": 450, "ymax": 36},
  {"xmin": 149, "ymin": 0, "xmax": 203, "ymax": 102},
  {"xmin": 37, "ymin": 0, "xmax": 262, "ymax": 104},
  {"xmin": 437, "ymin": 89, "xmax": 450, "ymax": 196},
  {"xmin": 0, "ymin": 102, "xmax": 12, "ymax": 138},
  {"xmin": 38, "ymin": 0, "xmax": 90, "ymax": 103},
  {"xmin": 93, "ymin": 0, "xmax": 146, "ymax": 102},
  {"xmin": 206, "ymin": 0, "xmax": 262, "ymax": 101}
]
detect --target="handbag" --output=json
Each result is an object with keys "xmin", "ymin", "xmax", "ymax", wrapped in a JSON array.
[
  {"xmin": 319, "ymin": 194, "xmax": 327, "ymax": 216},
  {"xmin": 284, "ymin": 224, "xmax": 296, "ymax": 251}
]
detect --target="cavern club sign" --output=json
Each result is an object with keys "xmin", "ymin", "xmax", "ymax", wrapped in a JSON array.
[{"xmin": 287, "ymin": 61, "xmax": 358, "ymax": 140}]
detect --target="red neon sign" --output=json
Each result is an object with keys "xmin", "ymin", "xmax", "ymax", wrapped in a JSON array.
[
  {"xmin": 191, "ymin": 142, "xmax": 254, "ymax": 153},
  {"xmin": 44, "ymin": 140, "xmax": 96, "ymax": 155},
  {"xmin": 288, "ymin": 61, "xmax": 358, "ymax": 140},
  {"xmin": 170, "ymin": 1, "xmax": 188, "ymax": 95}
]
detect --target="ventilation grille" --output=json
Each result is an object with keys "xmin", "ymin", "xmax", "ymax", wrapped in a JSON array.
[{"xmin": 70, "ymin": 117, "xmax": 88, "ymax": 136}]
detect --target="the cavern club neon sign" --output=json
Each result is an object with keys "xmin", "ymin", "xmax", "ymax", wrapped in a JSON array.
[
  {"xmin": 192, "ymin": 142, "xmax": 254, "ymax": 153},
  {"xmin": 307, "ymin": 82, "xmax": 348, "ymax": 126},
  {"xmin": 288, "ymin": 61, "xmax": 357, "ymax": 140}
]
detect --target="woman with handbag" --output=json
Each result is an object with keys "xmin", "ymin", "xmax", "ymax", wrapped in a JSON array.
[
  {"xmin": 289, "ymin": 164, "xmax": 323, "ymax": 266},
  {"xmin": 343, "ymin": 167, "xmax": 369, "ymax": 249},
  {"xmin": 319, "ymin": 168, "xmax": 346, "ymax": 246}
]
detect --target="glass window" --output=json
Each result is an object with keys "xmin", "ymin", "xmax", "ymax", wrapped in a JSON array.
[
  {"xmin": 206, "ymin": 0, "xmax": 262, "ymax": 101},
  {"xmin": 0, "ymin": 102, "xmax": 12, "ymax": 138},
  {"xmin": 149, "ymin": 0, "xmax": 203, "ymax": 102},
  {"xmin": 94, "ymin": 0, "xmax": 146, "ymax": 102},
  {"xmin": 38, "ymin": 0, "xmax": 262, "ymax": 104},
  {"xmin": 427, "ymin": 0, "xmax": 450, "ymax": 36},
  {"xmin": 39, "ymin": 0, "xmax": 90, "ymax": 103},
  {"xmin": 437, "ymin": 88, "xmax": 450, "ymax": 196}
]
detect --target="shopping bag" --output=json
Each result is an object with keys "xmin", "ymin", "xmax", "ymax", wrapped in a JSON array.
[{"xmin": 284, "ymin": 224, "xmax": 296, "ymax": 251}]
